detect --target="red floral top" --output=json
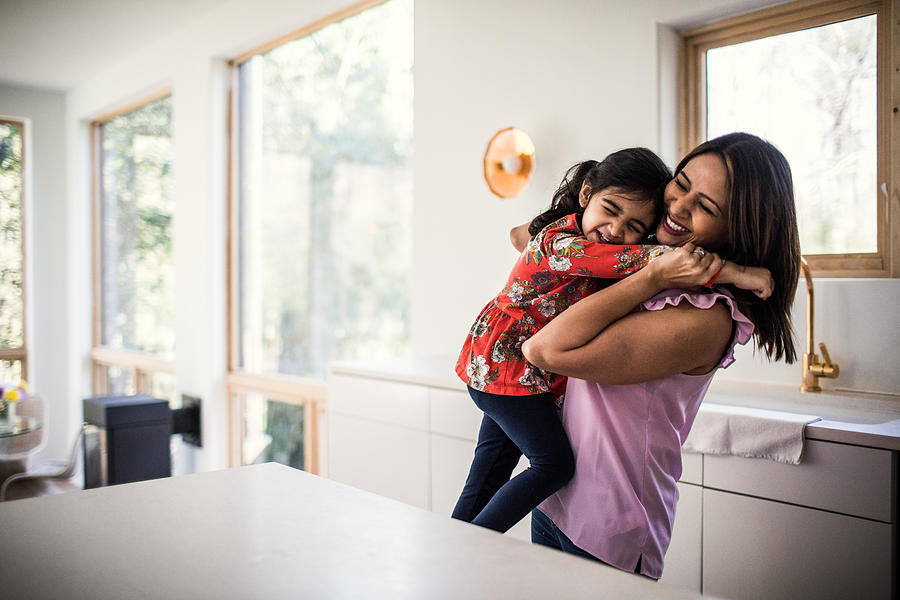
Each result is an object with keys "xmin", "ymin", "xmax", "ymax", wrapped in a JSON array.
[{"xmin": 455, "ymin": 214, "xmax": 669, "ymax": 402}]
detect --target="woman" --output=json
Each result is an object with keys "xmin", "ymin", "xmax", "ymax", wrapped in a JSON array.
[{"xmin": 515, "ymin": 132, "xmax": 800, "ymax": 579}]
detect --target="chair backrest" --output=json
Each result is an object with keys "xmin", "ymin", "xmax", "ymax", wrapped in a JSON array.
[{"xmin": 0, "ymin": 395, "xmax": 47, "ymax": 460}]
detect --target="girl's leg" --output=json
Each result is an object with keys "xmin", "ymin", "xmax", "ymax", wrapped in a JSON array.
[
  {"xmin": 469, "ymin": 389, "xmax": 575, "ymax": 533},
  {"xmin": 451, "ymin": 393, "xmax": 523, "ymax": 523}
]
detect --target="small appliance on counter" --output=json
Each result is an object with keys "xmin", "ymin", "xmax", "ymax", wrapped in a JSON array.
[{"xmin": 83, "ymin": 395, "xmax": 172, "ymax": 489}]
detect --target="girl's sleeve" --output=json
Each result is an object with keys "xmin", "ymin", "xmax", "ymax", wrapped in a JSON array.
[{"xmin": 528, "ymin": 217, "xmax": 670, "ymax": 279}]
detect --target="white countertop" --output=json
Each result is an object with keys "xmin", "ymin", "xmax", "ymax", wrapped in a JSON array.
[
  {"xmin": 329, "ymin": 358, "xmax": 900, "ymax": 451},
  {"xmin": 0, "ymin": 464, "xmax": 713, "ymax": 600}
]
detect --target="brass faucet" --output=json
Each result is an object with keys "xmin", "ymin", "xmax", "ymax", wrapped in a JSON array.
[{"xmin": 799, "ymin": 257, "xmax": 839, "ymax": 392}]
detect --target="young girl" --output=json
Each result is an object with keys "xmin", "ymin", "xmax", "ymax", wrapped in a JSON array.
[{"xmin": 452, "ymin": 148, "xmax": 770, "ymax": 534}]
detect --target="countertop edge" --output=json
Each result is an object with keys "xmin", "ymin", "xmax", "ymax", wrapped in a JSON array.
[{"xmin": 328, "ymin": 361, "xmax": 900, "ymax": 452}]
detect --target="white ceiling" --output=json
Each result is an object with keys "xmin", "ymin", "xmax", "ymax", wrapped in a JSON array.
[{"xmin": 0, "ymin": 0, "xmax": 230, "ymax": 91}]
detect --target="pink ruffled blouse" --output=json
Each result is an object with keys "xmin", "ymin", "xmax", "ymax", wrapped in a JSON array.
[{"xmin": 538, "ymin": 288, "xmax": 754, "ymax": 579}]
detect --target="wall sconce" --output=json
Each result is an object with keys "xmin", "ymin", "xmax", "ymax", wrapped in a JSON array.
[{"xmin": 483, "ymin": 127, "xmax": 535, "ymax": 198}]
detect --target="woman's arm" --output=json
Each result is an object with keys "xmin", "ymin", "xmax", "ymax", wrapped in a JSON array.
[{"xmin": 522, "ymin": 245, "xmax": 733, "ymax": 383}]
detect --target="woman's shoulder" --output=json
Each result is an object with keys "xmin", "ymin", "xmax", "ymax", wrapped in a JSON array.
[{"xmin": 641, "ymin": 288, "xmax": 754, "ymax": 369}]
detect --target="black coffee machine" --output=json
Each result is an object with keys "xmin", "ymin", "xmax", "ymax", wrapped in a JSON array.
[{"xmin": 82, "ymin": 394, "xmax": 201, "ymax": 488}]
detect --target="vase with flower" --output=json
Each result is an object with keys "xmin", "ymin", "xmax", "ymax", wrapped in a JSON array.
[{"xmin": 1, "ymin": 381, "xmax": 28, "ymax": 432}]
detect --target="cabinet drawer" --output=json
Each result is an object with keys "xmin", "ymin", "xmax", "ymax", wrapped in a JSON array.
[
  {"xmin": 328, "ymin": 412, "xmax": 430, "ymax": 509},
  {"xmin": 429, "ymin": 388, "xmax": 481, "ymax": 440},
  {"xmin": 679, "ymin": 452, "xmax": 702, "ymax": 485},
  {"xmin": 703, "ymin": 488, "xmax": 893, "ymax": 600},
  {"xmin": 328, "ymin": 374, "xmax": 429, "ymax": 431},
  {"xmin": 703, "ymin": 439, "xmax": 895, "ymax": 521}
]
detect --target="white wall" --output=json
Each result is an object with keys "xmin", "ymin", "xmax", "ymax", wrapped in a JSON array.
[
  {"xmin": 0, "ymin": 84, "xmax": 68, "ymax": 460},
  {"xmin": 28, "ymin": 0, "xmax": 899, "ymax": 471},
  {"xmin": 412, "ymin": 0, "xmax": 900, "ymax": 396}
]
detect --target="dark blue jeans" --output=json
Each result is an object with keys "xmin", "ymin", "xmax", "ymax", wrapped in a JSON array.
[
  {"xmin": 451, "ymin": 387, "xmax": 575, "ymax": 533},
  {"xmin": 531, "ymin": 508, "xmax": 603, "ymax": 561},
  {"xmin": 532, "ymin": 508, "xmax": 647, "ymax": 575}
]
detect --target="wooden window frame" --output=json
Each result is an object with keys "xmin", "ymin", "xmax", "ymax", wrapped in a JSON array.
[
  {"xmin": 680, "ymin": 0, "xmax": 899, "ymax": 277},
  {"xmin": 224, "ymin": 0, "xmax": 387, "ymax": 474},
  {"xmin": 0, "ymin": 118, "xmax": 28, "ymax": 380},
  {"xmin": 90, "ymin": 89, "xmax": 175, "ymax": 397}
]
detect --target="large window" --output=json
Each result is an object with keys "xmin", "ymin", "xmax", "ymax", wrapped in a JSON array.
[
  {"xmin": 92, "ymin": 93, "xmax": 175, "ymax": 399},
  {"xmin": 681, "ymin": 0, "xmax": 898, "ymax": 276},
  {"xmin": 227, "ymin": 0, "xmax": 413, "ymax": 473},
  {"xmin": 0, "ymin": 119, "xmax": 26, "ymax": 382}
]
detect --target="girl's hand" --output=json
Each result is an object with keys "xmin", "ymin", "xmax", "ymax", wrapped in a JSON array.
[
  {"xmin": 732, "ymin": 265, "xmax": 774, "ymax": 300},
  {"xmin": 647, "ymin": 243, "xmax": 722, "ymax": 289}
]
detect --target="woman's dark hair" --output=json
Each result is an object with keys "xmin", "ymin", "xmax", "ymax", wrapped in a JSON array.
[
  {"xmin": 528, "ymin": 147, "xmax": 672, "ymax": 236},
  {"xmin": 677, "ymin": 132, "xmax": 800, "ymax": 364}
]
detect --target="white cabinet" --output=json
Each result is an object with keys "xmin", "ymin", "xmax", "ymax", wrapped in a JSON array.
[
  {"xmin": 329, "ymin": 411, "xmax": 430, "ymax": 509},
  {"xmin": 704, "ymin": 439, "xmax": 894, "ymax": 521},
  {"xmin": 658, "ymin": 482, "xmax": 702, "ymax": 593},
  {"xmin": 328, "ymin": 369, "xmax": 897, "ymax": 598},
  {"xmin": 329, "ymin": 373, "xmax": 531, "ymax": 539},
  {"xmin": 701, "ymin": 440, "xmax": 896, "ymax": 599},
  {"xmin": 328, "ymin": 375, "xmax": 431, "ymax": 509},
  {"xmin": 703, "ymin": 488, "xmax": 893, "ymax": 600}
]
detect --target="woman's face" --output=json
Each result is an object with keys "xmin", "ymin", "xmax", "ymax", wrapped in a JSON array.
[{"xmin": 656, "ymin": 153, "xmax": 730, "ymax": 249}]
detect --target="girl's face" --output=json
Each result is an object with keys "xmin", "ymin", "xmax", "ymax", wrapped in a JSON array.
[
  {"xmin": 657, "ymin": 153, "xmax": 730, "ymax": 249},
  {"xmin": 579, "ymin": 184, "xmax": 657, "ymax": 245}
]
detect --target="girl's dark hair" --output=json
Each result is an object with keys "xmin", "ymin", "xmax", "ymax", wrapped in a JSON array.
[
  {"xmin": 528, "ymin": 147, "xmax": 672, "ymax": 236},
  {"xmin": 677, "ymin": 132, "xmax": 800, "ymax": 364}
]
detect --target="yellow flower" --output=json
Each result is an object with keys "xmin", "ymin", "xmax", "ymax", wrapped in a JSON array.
[
  {"xmin": 18, "ymin": 380, "xmax": 28, "ymax": 392},
  {"xmin": 5, "ymin": 388, "xmax": 20, "ymax": 402}
]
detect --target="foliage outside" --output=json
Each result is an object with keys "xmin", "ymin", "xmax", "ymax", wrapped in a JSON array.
[
  {"xmin": 99, "ymin": 96, "xmax": 175, "ymax": 358},
  {"xmin": 707, "ymin": 15, "xmax": 877, "ymax": 255},
  {"xmin": 238, "ymin": 0, "xmax": 413, "ymax": 380},
  {"xmin": 0, "ymin": 121, "xmax": 24, "ymax": 350}
]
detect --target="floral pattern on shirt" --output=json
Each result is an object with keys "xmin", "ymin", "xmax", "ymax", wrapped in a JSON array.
[{"xmin": 455, "ymin": 214, "xmax": 669, "ymax": 401}]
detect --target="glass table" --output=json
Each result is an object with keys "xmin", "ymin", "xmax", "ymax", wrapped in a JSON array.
[{"xmin": 0, "ymin": 416, "xmax": 42, "ymax": 438}]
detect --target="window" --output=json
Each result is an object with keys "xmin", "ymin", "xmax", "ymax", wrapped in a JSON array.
[
  {"xmin": 92, "ymin": 92, "xmax": 175, "ymax": 399},
  {"xmin": 680, "ymin": 0, "xmax": 898, "ymax": 276},
  {"xmin": 227, "ymin": 0, "xmax": 413, "ymax": 473},
  {"xmin": 0, "ymin": 119, "xmax": 27, "ymax": 382}
]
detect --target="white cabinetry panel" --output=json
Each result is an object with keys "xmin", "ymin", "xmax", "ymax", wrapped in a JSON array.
[
  {"xmin": 704, "ymin": 439, "xmax": 894, "ymax": 521},
  {"xmin": 658, "ymin": 482, "xmax": 701, "ymax": 593},
  {"xmin": 329, "ymin": 374, "xmax": 429, "ymax": 431},
  {"xmin": 328, "ymin": 412, "xmax": 430, "ymax": 509},
  {"xmin": 429, "ymin": 388, "xmax": 481, "ymax": 440},
  {"xmin": 431, "ymin": 434, "xmax": 475, "ymax": 517},
  {"xmin": 703, "ymin": 488, "xmax": 893, "ymax": 600},
  {"xmin": 679, "ymin": 452, "xmax": 702, "ymax": 485}
]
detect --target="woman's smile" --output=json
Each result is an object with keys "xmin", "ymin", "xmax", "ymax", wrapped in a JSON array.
[
  {"xmin": 661, "ymin": 214, "xmax": 690, "ymax": 236},
  {"xmin": 656, "ymin": 153, "xmax": 730, "ymax": 249}
]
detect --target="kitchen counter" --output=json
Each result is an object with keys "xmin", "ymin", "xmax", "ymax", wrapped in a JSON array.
[
  {"xmin": 329, "ymin": 358, "xmax": 900, "ymax": 451},
  {"xmin": 0, "ymin": 463, "xmax": 711, "ymax": 600}
]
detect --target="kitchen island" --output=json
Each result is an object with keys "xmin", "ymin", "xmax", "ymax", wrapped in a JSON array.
[{"xmin": 0, "ymin": 463, "xmax": 707, "ymax": 600}]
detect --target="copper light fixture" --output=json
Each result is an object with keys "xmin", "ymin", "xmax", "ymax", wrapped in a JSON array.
[{"xmin": 483, "ymin": 127, "xmax": 535, "ymax": 198}]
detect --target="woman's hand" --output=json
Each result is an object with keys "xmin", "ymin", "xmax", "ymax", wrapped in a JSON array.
[{"xmin": 647, "ymin": 243, "xmax": 722, "ymax": 289}]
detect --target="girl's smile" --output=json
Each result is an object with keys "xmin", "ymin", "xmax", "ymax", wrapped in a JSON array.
[{"xmin": 580, "ymin": 184, "xmax": 656, "ymax": 246}]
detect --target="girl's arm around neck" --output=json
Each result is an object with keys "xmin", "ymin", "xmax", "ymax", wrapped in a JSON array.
[
  {"xmin": 522, "ymin": 247, "xmax": 733, "ymax": 384},
  {"xmin": 510, "ymin": 222, "xmax": 531, "ymax": 253}
]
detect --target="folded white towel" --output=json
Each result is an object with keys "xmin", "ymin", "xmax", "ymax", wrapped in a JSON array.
[{"xmin": 683, "ymin": 402, "xmax": 822, "ymax": 465}]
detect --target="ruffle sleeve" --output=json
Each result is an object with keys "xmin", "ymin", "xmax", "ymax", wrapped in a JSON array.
[{"xmin": 640, "ymin": 289, "xmax": 754, "ymax": 368}]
